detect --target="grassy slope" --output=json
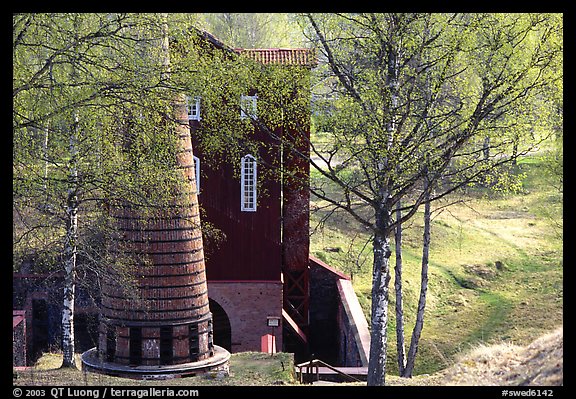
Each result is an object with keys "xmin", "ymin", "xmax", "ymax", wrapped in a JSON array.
[
  {"xmin": 309, "ymin": 153, "xmax": 563, "ymax": 376},
  {"xmin": 442, "ymin": 326, "xmax": 563, "ymax": 386},
  {"xmin": 14, "ymin": 155, "xmax": 562, "ymax": 385}
]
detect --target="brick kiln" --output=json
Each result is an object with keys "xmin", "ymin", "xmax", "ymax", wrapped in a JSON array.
[{"xmin": 81, "ymin": 94, "xmax": 229, "ymax": 378}]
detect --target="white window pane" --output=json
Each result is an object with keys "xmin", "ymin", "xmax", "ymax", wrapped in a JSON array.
[
  {"xmin": 187, "ymin": 96, "xmax": 201, "ymax": 121},
  {"xmin": 241, "ymin": 155, "xmax": 257, "ymax": 212}
]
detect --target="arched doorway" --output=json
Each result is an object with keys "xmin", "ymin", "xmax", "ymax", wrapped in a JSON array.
[{"xmin": 208, "ymin": 299, "xmax": 232, "ymax": 352}]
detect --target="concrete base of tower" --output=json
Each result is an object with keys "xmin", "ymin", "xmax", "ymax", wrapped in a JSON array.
[{"xmin": 81, "ymin": 346, "xmax": 230, "ymax": 380}]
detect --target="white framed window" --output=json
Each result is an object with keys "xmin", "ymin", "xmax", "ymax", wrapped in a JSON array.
[
  {"xmin": 193, "ymin": 155, "xmax": 200, "ymax": 193},
  {"xmin": 186, "ymin": 95, "xmax": 201, "ymax": 121},
  {"xmin": 241, "ymin": 154, "xmax": 257, "ymax": 212},
  {"xmin": 240, "ymin": 94, "xmax": 257, "ymax": 120}
]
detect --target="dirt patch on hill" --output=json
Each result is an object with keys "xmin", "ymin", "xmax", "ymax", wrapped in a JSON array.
[{"xmin": 443, "ymin": 327, "xmax": 563, "ymax": 386}]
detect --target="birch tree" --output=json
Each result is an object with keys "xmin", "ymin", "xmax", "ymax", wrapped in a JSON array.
[
  {"xmin": 13, "ymin": 13, "xmax": 199, "ymax": 368},
  {"xmin": 301, "ymin": 12, "xmax": 562, "ymax": 385}
]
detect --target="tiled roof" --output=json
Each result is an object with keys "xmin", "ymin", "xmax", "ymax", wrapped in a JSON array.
[
  {"xmin": 192, "ymin": 27, "xmax": 317, "ymax": 67},
  {"xmin": 235, "ymin": 48, "xmax": 317, "ymax": 67}
]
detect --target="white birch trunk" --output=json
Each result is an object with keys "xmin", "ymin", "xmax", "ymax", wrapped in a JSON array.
[
  {"xmin": 403, "ymin": 172, "xmax": 431, "ymax": 377},
  {"xmin": 394, "ymin": 200, "xmax": 407, "ymax": 376},
  {"xmin": 367, "ymin": 19, "xmax": 401, "ymax": 385},
  {"xmin": 367, "ymin": 206, "xmax": 392, "ymax": 386},
  {"xmin": 367, "ymin": 16, "xmax": 401, "ymax": 385},
  {"xmin": 61, "ymin": 114, "xmax": 79, "ymax": 369}
]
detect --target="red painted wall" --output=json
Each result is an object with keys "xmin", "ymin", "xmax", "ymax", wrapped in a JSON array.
[{"xmin": 191, "ymin": 123, "xmax": 283, "ymax": 281}]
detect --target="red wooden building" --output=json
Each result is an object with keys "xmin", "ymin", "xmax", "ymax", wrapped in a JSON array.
[
  {"xmin": 13, "ymin": 29, "xmax": 370, "ymax": 370},
  {"xmin": 187, "ymin": 34, "xmax": 315, "ymax": 355}
]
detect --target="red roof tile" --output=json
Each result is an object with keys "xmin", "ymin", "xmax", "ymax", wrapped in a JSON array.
[{"xmin": 235, "ymin": 48, "xmax": 317, "ymax": 67}]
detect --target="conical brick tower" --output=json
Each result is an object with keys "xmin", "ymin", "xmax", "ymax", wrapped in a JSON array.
[{"xmin": 82, "ymin": 94, "xmax": 230, "ymax": 378}]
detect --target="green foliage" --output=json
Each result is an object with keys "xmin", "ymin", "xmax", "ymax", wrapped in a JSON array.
[
  {"xmin": 306, "ymin": 21, "xmax": 562, "ymax": 381},
  {"xmin": 13, "ymin": 13, "xmax": 315, "ymax": 290},
  {"xmin": 196, "ymin": 13, "xmax": 305, "ymax": 48},
  {"xmin": 306, "ymin": 13, "xmax": 562, "ymax": 235},
  {"xmin": 13, "ymin": 13, "xmax": 197, "ymax": 281},
  {"xmin": 174, "ymin": 38, "xmax": 312, "ymax": 190}
]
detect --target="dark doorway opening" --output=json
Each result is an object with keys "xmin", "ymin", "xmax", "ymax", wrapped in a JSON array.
[
  {"xmin": 31, "ymin": 299, "xmax": 49, "ymax": 362},
  {"xmin": 129, "ymin": 327, "xmax": 142, "ymax": 365},
  {"xmin": 106, "ymin": 326, "xmax": 116, "ymax": 363},
  {"xmin": 159, "ymin": 326, "xmax": 173, "ymax": 365},
  {"xmin": 188, "ymin": 324, "xmax": 199, "ymax": 361},
  {"xmin": 208, "ymin": 299, "xmax": 232, "ymax": 352},
  {"xmin": 74, "ymin": 313, "xmax": 98, "ymax": 353}
]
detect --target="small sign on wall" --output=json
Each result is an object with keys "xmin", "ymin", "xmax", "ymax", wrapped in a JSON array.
[{"xmin": 266, "ymin": 317, "xmax": 280, "ymax": 327}]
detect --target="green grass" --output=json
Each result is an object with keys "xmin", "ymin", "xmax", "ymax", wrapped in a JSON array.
[
  {"xmin": 14, "ymin": 352, "xmax": 296, "ymax": 386},
  {"xmin": 309, "ymin": 151, "xmax": 563, "ymax": 376},
  {"xmin": 16, "ymin": 151, "xmax": 561, "ymax": 384}
]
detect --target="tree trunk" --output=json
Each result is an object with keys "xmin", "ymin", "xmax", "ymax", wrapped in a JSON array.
[
  {"xmin": 367, "ymin": 15, "xmax": 400, "ymax": 386},
  {"xmin": 403, "ymin": 175, "xmax": 431, "ymax": 377},
  {"xmin": 61, "ymin": 115, "xmax": 79, "ymax": 369},
  {"xmin": 43, "ymin": 122, "xmax": 49, "ymax": 197},
  {"xmin": 394, "ymin": 201, "xmax": 407, "ymax": 376},
  {"xmin": 61, "ymin": 197, "xmax": 77, "ymax": 368},
  {"xmin": 367, "ymin": 206, "xmax": 393, "ymax": 386},
  {"xmin": 483, "ymin": 136, "xmax": 490, "ymax": 161}
]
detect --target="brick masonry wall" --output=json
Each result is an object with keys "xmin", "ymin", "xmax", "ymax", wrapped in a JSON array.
[{"xmin": 207, "ymin": 281, "xmax": 283, "ymax": 353}]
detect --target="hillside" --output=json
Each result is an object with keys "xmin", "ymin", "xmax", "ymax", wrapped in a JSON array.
[
  {"xmin": 310, "ymin": 152, "xmax": 563, "ymax": 376},
  {"xmin": 372, "ymin": 326, "xmax": 563, "ymax": 386},
  {"xmin": 14, "ymin": 151, "xmax": 561, "ymax": 386},
  {"xmin": 442, "ymin": 326, "xmax": 563, "ymax": 386}
]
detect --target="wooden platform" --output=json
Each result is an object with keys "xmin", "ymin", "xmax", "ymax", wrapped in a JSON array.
[{"xmin": 295, "ymin": 363, "xmax": 368, "ymax": 383}]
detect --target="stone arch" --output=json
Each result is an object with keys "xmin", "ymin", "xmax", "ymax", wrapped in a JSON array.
[{"xmin": 208, "ymin": 298, "xmax": 232, "ymax": 352}]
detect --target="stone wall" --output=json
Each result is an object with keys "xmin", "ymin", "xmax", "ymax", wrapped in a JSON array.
[
  {"xmin": 309, "ymin": 256, "xmax": 351, "ymax": 364},
  {"xmin": 207, "ymin": 281, "xmax": 283, "ymax": 352},
  {"xmin": 336, "ymin": 279, "xmax": 370, "ymax": 367}
]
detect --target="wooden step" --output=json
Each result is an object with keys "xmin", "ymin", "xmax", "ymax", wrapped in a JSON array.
[{"xmin": 295, "ymin": 364, "xmax": 367, "ymax": 383}]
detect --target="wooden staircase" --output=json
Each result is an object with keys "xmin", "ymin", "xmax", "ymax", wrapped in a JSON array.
[{"xmin": 295, "ymin": 358, "xmax": 367, "ymax": 384}]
